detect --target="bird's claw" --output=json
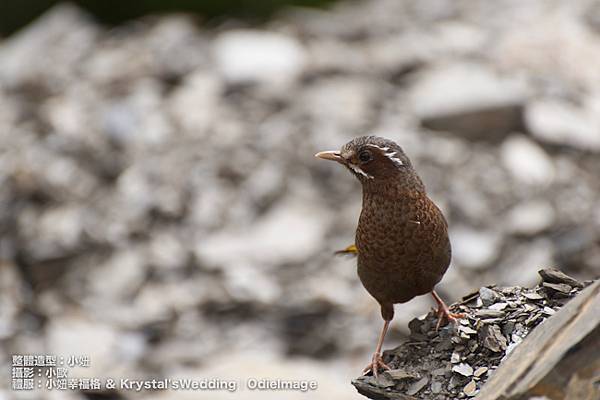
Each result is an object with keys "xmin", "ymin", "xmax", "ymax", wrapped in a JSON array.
[
  {"xmin": 435, "ymin": 307, "xmax": 466, "ymax": 331},
  {"xmin": 362, "ymin": 352, "xmax": 391, "ymax": 378}
]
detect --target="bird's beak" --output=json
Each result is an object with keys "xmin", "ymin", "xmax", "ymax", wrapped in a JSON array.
[{"xmin": 315, "ymin": 150, "xmax": 342, "ymax": 162}]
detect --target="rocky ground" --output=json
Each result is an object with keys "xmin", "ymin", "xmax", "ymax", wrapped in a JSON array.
[
  {"xmin": 352, "ymin": 268, "xmax": 595, "ymax": 399},
  {"xmin": 1, "ymin": 1, "xmax": 600, "ymax": 399}
]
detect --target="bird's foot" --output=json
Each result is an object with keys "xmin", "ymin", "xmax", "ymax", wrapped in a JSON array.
[
  {"xmin": 431, "ymin": 290, "xmax": 466, "ymax": 331},
  {"xmin": 435, "ymin": 305, "xmax": 465, "ymax": 331},
  {"xmin": 362, "ymin": 352, "xmax": 391, "ymax": 378}
]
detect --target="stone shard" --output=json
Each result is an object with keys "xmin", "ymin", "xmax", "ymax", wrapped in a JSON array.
[
  {"xmin": 479, "ymin": 324, "xmax": 508, "ymax": 352},
  {"xmin": 538, "ymin": 268, "xmax": 583, "ymax": 288},
  {"xmin": 384, "ymin": 369, "xmax": 420, "ymax": 381},
  {"xmin": 406, "ymin": 377, "xmax": 429, "ymax": 396},
  {"xmin": 463, "ymin": 379, "xmax": 478, "ymax": 397},
  {"xmin": 542, "ymin": 282, "xmax": 573, "ymax": 298},
  {"xmin": 452, "ymin": 363, "xmax": 474, "ymax": 377}
]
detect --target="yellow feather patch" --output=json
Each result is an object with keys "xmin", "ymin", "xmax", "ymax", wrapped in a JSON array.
[{"xmin": 334, "ymin": 244, "xmax": 358, "ymax": 257}]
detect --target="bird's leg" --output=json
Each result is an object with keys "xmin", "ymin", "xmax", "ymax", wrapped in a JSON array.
[
  {"xmin": 431, "ymin": 290, "xmax": 465, "ymax": 330},
  {"xmin": 362, "ymin": 319, "xmax": 392, "ymax": 378}
]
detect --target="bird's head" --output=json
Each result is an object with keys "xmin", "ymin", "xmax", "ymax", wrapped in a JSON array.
[{"xmin": 315, "ymin": 136, "xmax": 418, "ymax": 186}]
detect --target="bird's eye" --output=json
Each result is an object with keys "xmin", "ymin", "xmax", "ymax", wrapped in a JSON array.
[{"xmin": 358, "ymin": 150, "xmax": 372, "ymax": 163}]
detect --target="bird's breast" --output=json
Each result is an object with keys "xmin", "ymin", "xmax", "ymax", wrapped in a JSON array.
[{"xmin": 356, "ymin": 192, "xmax": 450, "ymax": 274}]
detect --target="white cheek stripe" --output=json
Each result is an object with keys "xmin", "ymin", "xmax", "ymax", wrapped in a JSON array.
[{"xmin": 348, "ymin": 163, "xmax": 374, "ymax": 179}]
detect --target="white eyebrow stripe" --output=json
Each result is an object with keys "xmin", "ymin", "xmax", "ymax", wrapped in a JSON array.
[
  {"xmin": 348, "ymin": 163, "xmax": 374, "ymax": 179},
  {"xmin": 366, "ymin": 144, "xmax": 388, "ymax": 151},
  {"xmin": 386, "ymin": 153, "xmax": 404, "ymax": 166},
  {"xmin": 365, "ymin": 144, "xmax": 404, "ymax": 166}
]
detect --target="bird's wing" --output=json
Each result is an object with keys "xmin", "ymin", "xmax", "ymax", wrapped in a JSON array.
[{"xmin": 334, "ymin": 244, "xmax": 358, "ymax": 257}]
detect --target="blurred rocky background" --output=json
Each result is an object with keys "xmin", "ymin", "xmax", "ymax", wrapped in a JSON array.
[{"xmin": 0, "ymin": 0, "xmax": 599, "ymax": 399}]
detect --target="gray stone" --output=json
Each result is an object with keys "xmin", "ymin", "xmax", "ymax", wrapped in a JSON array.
[
  {"xmin": 195, "ymin": 198, "xmax": 328, "ymax": 269},
  {"xmin": 479, "ymin": 324, "xmax": 508, "ymax": 353},
  {"xmin": 525, "ymin": 99, "xmax": 600, "ymax": 152},
  {"xmin": 463, "ymin": 379, "xmax": 478, "ymax": 397},
  {"xmin": 46, "ymin": 315, "xmax": 120, "ymax": 378},
  {"xmin": 0, "ymin": 262, "xmax": 25, "ymax": 339},
  {"xmin": 501, "ymin": 135, "xmax": 555, "ymax": 187},
  {"xmin": 538, "ymin": 268, "xmax": 583, "ymax": 288},
  {"xmin": 384, "ymin": 369, "xmax": 419, "ymax": 381},
  {"xmin": 542, "ymin": 282, "xmax": 572, "ymax": 298},
  {"xmin": 451, "ymin": 227, "xmax": 501, "ymax": 270},
  {"xmin": 168, "ymin": 71, "xmax": 221, "ymax": 136},
  {"xmin": 410, "ymin": 62, "xmax": 528, "ymax": 141},
  {"xmin": 431, "ymin": 380, "xmax": 443, "ymax": 394},
  {"xmin": 453, "ymin": 363, "xmax": 474, "ymax": 377},
  {"xmin": 505, "ymin": 201, "xmax": 555, "ymax": 235},
  {"xmin": 489, "ymin": 302, "xmax": 509, "ymax": 311},
  {"xmin": 213, "ymin": 29, "xmax": 306, "ymax": 88},
  {"xmin": 407, "ymin": 376, "xmax": 429, "ymax": 396},
  {"xmin": 89, "ymin": 249, "xmax": 147, "ymax": 299},
  {"xmin": 479, "ymin": 287, "xmax": 498, "ymax": 306},
  {"xmin": 0, "ymin": 3, "xmax": 98, "ymax": 88}
]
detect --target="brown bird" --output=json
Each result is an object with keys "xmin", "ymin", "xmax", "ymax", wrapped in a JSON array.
[{"xmin": 315, "ymin": 136, "xmax": 462, "ymax": 377}]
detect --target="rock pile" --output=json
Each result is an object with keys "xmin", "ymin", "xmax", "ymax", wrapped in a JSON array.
[{"xmin": 352, "ymin": 268, "xmax": 594, "ymax": 399}]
